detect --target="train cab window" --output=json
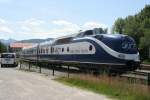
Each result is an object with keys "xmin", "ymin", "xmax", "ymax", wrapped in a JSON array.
[
  {"xmin": 84, "ymin": 30, "xmax": 93, "ymax": 36},
  {"xmin": 89, "ymin": 45, "xmax": 93, "ymax": 51},
  {"xmin": 76, "ymin": 30, "xmax": 93, "ymax": 38},
  {"xmin": 55, "ymin": 37, "xmax": 72, "ymax": 44},
  {"xmin": 67, "ymin": 47, "xmax": 69, "ymax": 52}
]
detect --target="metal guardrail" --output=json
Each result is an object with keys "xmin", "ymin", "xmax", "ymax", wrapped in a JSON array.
[
  {"xmin": 18, "ymin": 58, "xmax": 128, "ymax": 73},
  {"xmin": 18, "ymin": 58, "xmax": 126, "ymax": 78},
  {"xmin": 18, "ymin": 58, "xmax": 150, "ymax": 86},
  {"xmin": 141, "ymin": 64, "xmax": 150, "ymax": 67},
  {"xmin": 140, "ymin": 64, "xmax": 150, "ymax": 70},
  {"xmin": 19, "ymin": 58, "xmax": 83, "ymax": 78},
  {"xmin": 121, "ymin": 69, "xmax": 150, "ymax": 85}
]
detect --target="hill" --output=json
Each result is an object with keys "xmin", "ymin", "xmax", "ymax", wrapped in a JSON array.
[{"xmin": 17, "ymin": 38, "xmax": 53, "ymax": 43}]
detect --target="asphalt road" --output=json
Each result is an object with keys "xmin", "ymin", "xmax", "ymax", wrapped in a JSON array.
[{"xmin": 0, "ymin": 68, "xmax": 111, "ymax": 100}]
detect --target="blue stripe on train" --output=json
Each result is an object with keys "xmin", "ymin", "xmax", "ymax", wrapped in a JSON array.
[{"xmin": 36, "ymin": 39, "xmax": 128, "ymax": 64}]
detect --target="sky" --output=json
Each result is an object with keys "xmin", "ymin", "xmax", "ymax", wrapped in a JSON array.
[{"xmin": 0, "ymin": 0, "xmax": 149, "ymax": 40}]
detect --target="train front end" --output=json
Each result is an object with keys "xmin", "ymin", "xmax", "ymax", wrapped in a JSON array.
[
  {"xmin": 120, "ymin": 35, "xmax": 140, "ymax": 68},
  {"xmin": 94, "ymin": 33, "xmax": 140, "ymax": 71}
]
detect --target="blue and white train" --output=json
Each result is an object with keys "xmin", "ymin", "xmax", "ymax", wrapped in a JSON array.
[{"xmin": 21, "ymin": 29, "xmax": 140, "ymax": 72}]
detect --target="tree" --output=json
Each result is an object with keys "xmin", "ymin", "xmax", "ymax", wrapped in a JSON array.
[
  {"xmin": 93, "ymin": 28, "xmax": 108, "ymax": 34},
  {"xmin": 138, "ymin": 5, "xmax": 150, "ymax": 21},
  {"xmin": 138, "ymin": 5, "xmax": 150, "ymax": 59},
  {"xmin": 123, "ymin": 16, "xmax": 143, "ymax": 46},
  {"xmin": 112, "ymin": 18, "xmax": 125, "ymax": 34},
  {"xmin": 99, "ymin": 28, "xmax": 108, "ymax": 34},
  {"xmin": 0, "ymin": 42, "xmax": 6, "ymax": 53},
  {"xmin": 112, "ymin": 5, "xmax": 150, "ymax": 59}
]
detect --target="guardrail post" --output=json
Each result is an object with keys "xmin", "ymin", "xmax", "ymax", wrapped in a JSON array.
[
  {"xmin": 20, "ymin": 61, "xmax": 22, "ymax": 69},
  {"xmin": 147, "ymin": 73, "xmax": 150, "ymax": 86},
  {"xmin": 52, "ymin": 65, "xmax": 54, "ymax": 76},
  {"xmin": 39, "ymin": 64, "xmax": 41, "ymax": 73},
  {"xmin": 29, "ymin": 62, "xmax": 31, "ymax": 71},
  {"xmin": 67, "ymin": 66, "xmax": 69, "ymax": 78}
]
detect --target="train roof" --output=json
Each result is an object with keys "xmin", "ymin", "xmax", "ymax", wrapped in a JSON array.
[
  {"xmin": 39, "ymin": 40, "xmax": 54, "ymax": 46},
  {"xmin": 56, "ymin": 33, "xmax": 77, "ymax": 40},
  {"xmin": 1, "ymin": 52, "xmax": 16, "ymax": 55},
  {"xmin": 22, "ymin": 28, "xmax": 129, "ymax": 50},
  {"xmin": 52, "ymin": 29, "xmax": 128, "ymax": 44},
  {"xmin": 101, "ymin": 34, "xmax": 127, "ymax": 38}
]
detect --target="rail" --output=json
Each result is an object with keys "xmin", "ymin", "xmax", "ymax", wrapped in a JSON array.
[{"xmin": 117, "ymin": 64, "xmax": 150, "ymax": 85}]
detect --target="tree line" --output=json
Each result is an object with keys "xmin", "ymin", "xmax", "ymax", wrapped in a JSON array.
[
  {"xmin": 0, "ymin": 42, "xmax": 6, "ymax": 53},
  {"xmin": 112, "ymin": 5, "xmax": 150, "ymax": 60}
]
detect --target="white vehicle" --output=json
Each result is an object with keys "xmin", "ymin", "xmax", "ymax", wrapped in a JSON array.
[{"xmin": 0, "ymin": 53, "xmax": 18, "ymax": 67}]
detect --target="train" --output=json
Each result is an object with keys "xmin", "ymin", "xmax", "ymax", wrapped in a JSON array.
[{"xmin": 21, "ymin": 28, "xmax": 140, "ymax": 73}]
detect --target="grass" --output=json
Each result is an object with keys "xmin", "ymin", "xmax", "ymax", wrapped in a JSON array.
[
  {"xmin": 56, "ymin": 74, "xmax": 150, "ymax": 100},
  {"xmin": 143, "ymin": 59, "xmax": 150, "ymax": 64}
]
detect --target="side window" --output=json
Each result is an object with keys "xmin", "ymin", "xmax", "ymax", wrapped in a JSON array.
[
  {"xmin": 40, "ymin": 48, "xmax": 42, "ymax": 54},
  {"xmin": 49, "ymin": 47, "xmax": 51, "ymax": 54},
  {"xmin": 51, "ymin": 47, "xmax": 55, "ymax": 53},
  {"xmin": 51, "ymin": 47, "xmax": 53, "ymax": 53},
  {"xmin": 89, "ymin": 45, "xmax": 93, "ymax": 51},
  {"xmin": 38, "ymin": 48, "xmax": 40, "ymax": 54},
  {"xmin": 62, "ymin": 48, "xmax": 64, "ymax": 52},
  {"xmin": 43, "ymin": 48, "xmax": 46, "ymax": 54},
  {"xmin": 46, "ymin": 48, "xmax": 48, "ymax": 54},
  {"xmin": 67, "ymin": 47, "xmax": 69, "ymax": 52},
  {"xmin": 41, "ymin": 48, "xmax": 43, "ymax": 54}
]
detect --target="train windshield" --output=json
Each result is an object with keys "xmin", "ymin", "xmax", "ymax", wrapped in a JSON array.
[
  {"xmin": 1, "ymin": 54, "xmax": 15, "ymax": 58},
  {"xmin": 76, "ymin": 30, "xmax": 93, "ymax": 37}
]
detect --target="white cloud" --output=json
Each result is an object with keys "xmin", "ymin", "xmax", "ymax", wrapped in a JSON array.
[
  {"xmin": 0, "ymin": 18, "xmax": 13, "ymax": 34},
  {"xmin": 51, "ymin": 20, "xmax": 108, "ymax": 35},
  {"xmin": 51, "ymin": 20, "xmax": 80, "ymax": 36},
  {"xmin": 52, "ymin": 20, "xmax": 73, "ymax": 26},
  {"xmin": 0, "ymin": 26, "xmax": 13, "ymax": 33},
  {"xmin": 0, "ymin": 18, "xmax": 108, "ymax": 39},
  {"xmin": 19, "ymin": 18, "xmax": 46, "ymax": 33},
  {"xmin": 18, "ymin": 19, "xmax": 108, "ymax": 39},
  {"xmin": 0, "ymin": 18, "xmax": 7, "ymax": 24},
  {"xmin": 52, "ymin": 20, "xmax": 80, "ymax": 30},
  {"xmin": 83, "ymin": 22, "xmax": 107, "ymax": 30},
  {"xmin": 22, "ymin": 18, "xmax": 45, "ymax": 26}
]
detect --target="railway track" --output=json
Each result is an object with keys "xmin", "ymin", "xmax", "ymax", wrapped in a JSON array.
[{"xmin": 121, "ymin": 66, "xmax": 150, "ymax": 85}]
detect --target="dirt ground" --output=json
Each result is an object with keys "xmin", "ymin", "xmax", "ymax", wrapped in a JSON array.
[{"xmin": 0, "ymin": 68, "xmax": 111, "ymax": 100}]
